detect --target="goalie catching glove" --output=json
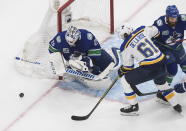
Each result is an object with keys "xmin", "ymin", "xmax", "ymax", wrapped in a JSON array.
[{"xmin": 68, "ymin": 54, "xmax": 93, "ymax": 73}]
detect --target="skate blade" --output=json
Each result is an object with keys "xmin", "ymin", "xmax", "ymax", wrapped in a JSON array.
[
  {"xmin": 156, "ymin": 98, "xmax": 171, "ymax": 106},
  {"xmin": 120, "ymin": 111, "xmax": 139, "ymax": 116},
  {"xmin": 173, "ymin": 110, "xmax": 184, "ymax": 117}
]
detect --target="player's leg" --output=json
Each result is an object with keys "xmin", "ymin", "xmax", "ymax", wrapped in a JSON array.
[
  {"xmin": 174, "ymin": 82, "xmax": 186, "ymax": 93},
  {"xmin": 165, "ymin": 62, "xmax": 178, "ymax": 85},
  {"xmin": 120, "ymin": 61, "xmax": 166, "ymax": 115},
  {"xmin": 154, "ymin": 70, "xmax": 182, "ymax": 113},
  {"xmin": 120, "ymin": 76, "xmax": 139, "ymax": 115},
  {"xmin": 178, "ymin": 48, "xmax": 186, "ymax": 74},
  {"xmin": 170, "ymin": 45, "xmax": 186, "ymax": 94},
  {"xmin": 180, "ymin": 60, "xmax": 186, "ymax": 74},
  {"xmin": 173, "ymin": 60, "xmax": 186, "ymax": 94},
  {"xmin": 164, "ymin": 50, "xmax": 178, "ymax": 85}
]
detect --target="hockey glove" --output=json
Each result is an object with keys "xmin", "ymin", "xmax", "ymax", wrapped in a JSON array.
[{"xmin": 118, "ymin": 65, "xmax": 132, "ymax": 77}]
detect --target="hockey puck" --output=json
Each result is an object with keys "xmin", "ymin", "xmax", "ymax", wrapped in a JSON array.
[{"xmin": 19, "ymin": 93, "xmax": 24, "ymax": 98}]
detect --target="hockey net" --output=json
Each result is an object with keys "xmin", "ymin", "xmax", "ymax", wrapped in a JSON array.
[{"xmin": 15, "ymin": 0, "xmax": 114, "ymax": 79}]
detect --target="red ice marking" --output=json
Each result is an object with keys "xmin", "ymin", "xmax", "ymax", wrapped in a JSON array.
[
  {"xmin": 3, "ymin": 84, "xmax": 58, "ymax": 131},
  {"xmin": 124, "ymin": 0, "xmax": 152, "ymax": 22}
]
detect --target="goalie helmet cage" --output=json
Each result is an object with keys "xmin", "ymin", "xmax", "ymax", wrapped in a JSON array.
[{"xmin": 15, "ymin": 0, "xmax": 115, "ymax": 78}]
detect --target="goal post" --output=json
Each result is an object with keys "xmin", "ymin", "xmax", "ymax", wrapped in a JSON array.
[
  {"xmin": 110, "ymin": 0, "xmax": 114, "ymax": 34},
  {"xmin": 57, "ymin": 0, "xmax": 75, "ymax": 32}
]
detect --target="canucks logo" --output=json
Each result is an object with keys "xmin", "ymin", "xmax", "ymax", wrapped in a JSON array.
[{"xmin": 166, "ymin": 31, "xmax": 182, "ymax": 45}]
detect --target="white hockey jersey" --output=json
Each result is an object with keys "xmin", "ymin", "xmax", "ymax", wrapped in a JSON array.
[{"xmin": 120, "ymin": 26, "xmax": 164, "ymax": 69}]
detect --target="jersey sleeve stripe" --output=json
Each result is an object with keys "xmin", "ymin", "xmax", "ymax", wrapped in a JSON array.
[
  {"xmin": 49, "ymin": 44, "xmax": 59, "ymax": 53},
  {"xmin": 88, "ymin": 49, "xmax": 101, "ymax": 56}
]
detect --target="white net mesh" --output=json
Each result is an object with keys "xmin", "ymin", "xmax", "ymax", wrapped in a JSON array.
[{"xmin": 15, "ymin": 0, "xmax": 113, "ymax": 78}]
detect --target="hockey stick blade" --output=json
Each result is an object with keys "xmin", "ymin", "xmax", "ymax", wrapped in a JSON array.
[
  {"xmin": 71, "ymin": 76, "xmax": 119, "ymax": 121},
  {"xmin": 71, "ymin": 115, "xmax": 89, "ymax": 121}
]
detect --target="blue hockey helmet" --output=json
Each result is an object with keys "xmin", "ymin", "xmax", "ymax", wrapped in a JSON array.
[
  {"xmin": 166, "ymin": 5, "xmax": 179, "ymax": 18},
  {"xmin": 65, "ymin": 26, "xmax": 81, "ymax": 46}
]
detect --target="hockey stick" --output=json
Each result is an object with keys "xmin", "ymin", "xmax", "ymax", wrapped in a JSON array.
[
  {"xmin": 15, "ymin": 56, "xmax": 98, "ymax": 80},
  {"xmin": 153, "ymin": 39, "xmax": 186, "ymax": 50},
  {"xmin": 167, "ymin": 39, "xmax": 186, "ymax": 45},
  {"xmin": 15, "ymin": 57, "xmax": 41, "ymax": 65},
  {"xmin": 131, "ymin": 85, "xmax": 174, "ymax": 96},
  {"xmin": 71, "ymin": 76, "xmax": 119, "ymax": 121}
]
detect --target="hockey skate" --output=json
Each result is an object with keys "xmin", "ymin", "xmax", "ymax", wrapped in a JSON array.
[
  {"xmin": 156, "ymin": 91, "xmax": 171, "ymax": 106},
  {"xmin": 120, "ymin": 103, "xmax": 139, "ymax": 116},
  {"xmin": 173, "ymin": 104, "xmax": 182, "ymax": 113}
]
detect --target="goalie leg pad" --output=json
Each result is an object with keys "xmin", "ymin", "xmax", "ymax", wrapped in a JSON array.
[{"xmin": 49, "ymin": 52, "xmax": 66, "ymax": 76}]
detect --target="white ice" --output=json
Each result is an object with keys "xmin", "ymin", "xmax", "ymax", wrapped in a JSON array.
[{"xmin": 1, "ymin": 0, "xmax": 186, "ymax": 131}]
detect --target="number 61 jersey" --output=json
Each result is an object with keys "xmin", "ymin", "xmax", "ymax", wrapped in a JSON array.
[{"xmin": 120, "ymin": 26, "xmax": 165, "ymax": 69}]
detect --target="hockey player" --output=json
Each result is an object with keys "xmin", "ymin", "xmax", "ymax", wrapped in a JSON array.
[
  {"xmin": 153, "ymin": 5, "xmax": 186, "ymax": 86},
  {"xmin": 117, "ymin": 24, "xmax": 182, "ymax": 115},
  {"xmin": 152, "ymin": 5, "xmax": 186, "ymax": 102},
  {"xmin": 48, "ymin": 25, "xmax": 116, "ymax": 85}
]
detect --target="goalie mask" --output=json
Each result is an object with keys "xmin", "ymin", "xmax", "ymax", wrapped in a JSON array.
[
  {"xmin": 118, "ymin": 24, "xmax": 134, "ymax": 40},
  {"xmin": 65, "ymin": 26, "xmax": 81, "ymax": 46}
]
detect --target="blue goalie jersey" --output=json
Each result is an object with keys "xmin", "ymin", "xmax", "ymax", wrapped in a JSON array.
[
  {"xmin": 48, "ymin": 29, "xmax": 101, "ymax": 61},
  {"xmin": 153, "ymin": 14, "xmax": 186, "ymax": 48}
]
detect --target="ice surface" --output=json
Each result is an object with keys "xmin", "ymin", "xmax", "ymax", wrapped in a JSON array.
[{"xmin": 1, "ymin": 0, "xmax": 186, "ymax": 131}]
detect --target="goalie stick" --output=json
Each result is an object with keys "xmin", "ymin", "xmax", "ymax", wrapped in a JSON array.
[
  {"xmin": 71, "ymin": 76, "xmax": 119, "ymax": 121},
  {"xmin": 15, "ymin": 56, "xmax": 99, "ymax": 80}
]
